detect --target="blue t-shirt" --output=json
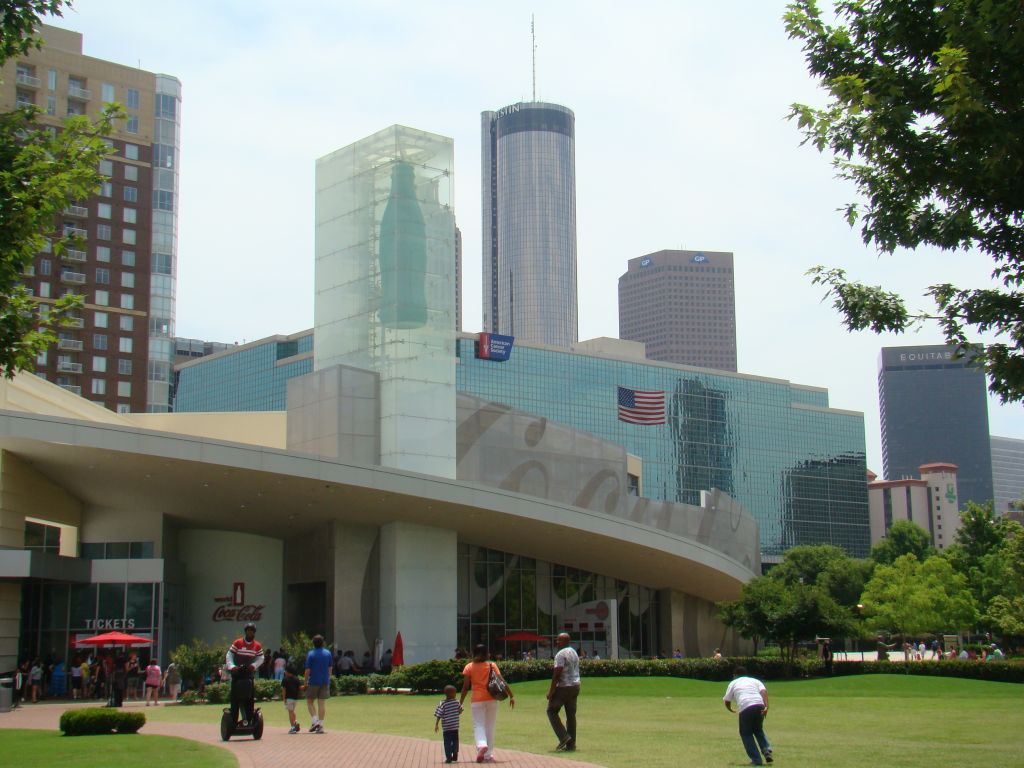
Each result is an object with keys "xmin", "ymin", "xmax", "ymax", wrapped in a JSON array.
[{"xmin": 305, "ymin": 647, "xmax": 333, "ymax": 686}]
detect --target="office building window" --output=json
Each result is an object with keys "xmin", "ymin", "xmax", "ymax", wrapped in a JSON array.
[
  {"xmin": 123, "ymin": 208, "xmax": 136, "ymax": 224},
  {"xmin": 99, "ymin": 159, "xmax": 113, "ymax": 176},
  {"xmin": 93, "ymin": 334, "xmax": 107, "ymax": 350},
  {"xmin": 124, "ymin": 143, "xmax": 139, "ymax": 160},
  {"xmin": 39, "ymin": 259, "xmax": 51, "ymax": 276},
  {"xmin": 126, "ymin": 115, "xmax": 139, "ymax": 134},
  {"xmin": 100, "ymin": 181, "xmax": 112, "ymax": 197},
  {"xmin": 96, "ymin": 246, "xmax": 110, "ymax": 262},
  {"xmin": 118, "ymin": 359, "xmax": 132, "ymax": 375},
  {"xmin": 96, "ymin": 224, "xmax": 111, "ymax": 240},
  {"xmin": 119, "ymin": 315, "xmax": 133, "ymax": 331},
  {"xmin": 120, "ymin": 294, "xmax": 134, "ymax": 310},
  {"xmin": 123, "ymin": 229, "xmax": 136, "ymax": 245},
  {"xmin": 101, "ymin": 83, "xmax": 115, "ymax": 103},
  {"xmin": 46, "ymin": 95, "xmax": 56, "ymax": 115},
  {"xmin": 124, "ymin": 165, "xmax": 138, "ymax": 181},
  {"xmin": 94, "ymin": 268, "xmax": 109, "ymax": 284},
  {"xmin": 91, "ymin": 379, "xmax": 106, "ymax": 395},
  {"xmin": 119, "ymin": 337, "xmax": 133, "ymax": 353},
  {"xmin": 121, "ymin": 272, "xmax": 134, "ymax": 288},
  {"xmin": 47, "ymin": 69, "xmax": 56, "ymax": 90},
  {"xmin": 92, "ymin": 356, "xmax": 106, "ymax": 372},
  {"xmin": 94, "ymin": 311, "xmax": 108, "ymax": 328},
  {"xmin": 38, "ymin": 282, "xmax": 50, "ymax": 298},
  {"xmin": 116, "ymin": 403, "xmax": 130, "ymax": 414},
  {"xmin": 117, "ymin": 381, "xmax": 131, "ymax": 398},
  {"xmin": 152, "ymin": 253, "xmax": 171, "ymax": 275},
  {"xmin": 154, "ymin": 190, "xmax": 174, "ymax": 211},
  {"xmin": 126, "ymin": 89, "xmax": 139, "ymax": 109},
  {"xmin": 123, "ymin": 186, "xmax": 137, "ymax": 203},
  {"xmin": 95, "ymin": 290, "xmax": 108, "ymax": 306},
  {"xmin": 121, "ymin": 251, "xmax": 135, "ymax": 267}
]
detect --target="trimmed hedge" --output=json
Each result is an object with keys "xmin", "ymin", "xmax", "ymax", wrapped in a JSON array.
[
  {"xmin": 335, "ymin": 675, "xmax": 368, "ymax": 695},
  {"xmin": 176, "ymin": 656, "xmax": 1024, "ymax": 702},
  {"xmin": 59, "ymin": 708, "xmax": 146, "ymax": 736},
  {"xmin": 382, "ymin": 656, "xmax": 1024, "ymax": 692},
  {"xmin": 205, "ymin": 678, "xmax": 287, "ymax": 704}
]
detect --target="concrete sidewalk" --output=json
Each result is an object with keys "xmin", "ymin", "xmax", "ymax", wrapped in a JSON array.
[{"xmin": 0, "ymin": 701, "xmax": 606, "ymax": 768}]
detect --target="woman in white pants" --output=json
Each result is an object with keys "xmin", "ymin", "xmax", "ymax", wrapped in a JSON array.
[{"xmin": 459, "ymin": 644, "xmax": 515, "ymax": 763}]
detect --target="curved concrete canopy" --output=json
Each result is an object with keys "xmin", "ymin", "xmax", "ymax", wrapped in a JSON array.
[{"xmin": 0, "ymin": 410, "xmax": 753, "ymax": 602}]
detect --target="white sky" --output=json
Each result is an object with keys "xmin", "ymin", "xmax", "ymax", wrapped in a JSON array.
[{"xmin": 53, "ymin": 0, "xmax": 1023, "ymax": 470}]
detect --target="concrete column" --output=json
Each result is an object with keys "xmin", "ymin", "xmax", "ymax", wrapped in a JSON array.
[
  {"xmin": 330, "ymin": 521, "xmax": 379, "ymax": 654},
  {"xmin": 658, "ymin": 588, "xmax": 751, "ymax": 658},
  {"xmin": 379, "ymin": 521, "xmax": 456, "ymax": 664},
  {"xmin": 0, "ymin": 581, "xmax": 20, "ymax": 673}
]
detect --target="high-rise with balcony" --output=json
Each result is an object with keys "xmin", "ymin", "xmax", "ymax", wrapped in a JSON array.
[
  {"xmin": 481, "ymin": 102, "xmax": 577, "ymax": 347},
  {"xmin": 0, "ymin": 24, "xmax": 181, "ymax": 412},
  {"xmin": 619, "ymin": 249, "xmax": 738, "ymax": 371}
]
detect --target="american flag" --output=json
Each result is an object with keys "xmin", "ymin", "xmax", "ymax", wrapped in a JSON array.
[{"xmin": 617, "ymin": 386, "xmax": 665, "ymax": 425}]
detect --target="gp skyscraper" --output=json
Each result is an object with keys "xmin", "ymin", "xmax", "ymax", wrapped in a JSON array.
[{"xmin": 481, "ymin": 102, "xmax": 577, "ymax": 347}]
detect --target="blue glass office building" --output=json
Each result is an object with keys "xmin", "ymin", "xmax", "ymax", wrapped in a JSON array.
[
  {"xmin": 174, "ymin": 332, "xmax": 313, "ymax": 412},
  {"xmin": 879, "ymin": 345, "xmax": 993, "ymax": 506},
  {"xmin": 175, "ymin": 332, "xmax": 870, "ymax": 558}
]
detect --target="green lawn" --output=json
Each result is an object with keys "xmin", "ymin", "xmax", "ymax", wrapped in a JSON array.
[
  {"xmin": 0, "ymin": 730, "xmax": 234, "ymax": 768},
  {"xmin": 139, "ymin": 675, "xmax": 1024, "ymax": 767}
]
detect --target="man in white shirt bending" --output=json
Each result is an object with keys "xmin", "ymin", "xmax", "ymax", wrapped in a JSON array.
[{"xmin": 722, "ymin": 666, "xmax": 772, "ymax": 765}]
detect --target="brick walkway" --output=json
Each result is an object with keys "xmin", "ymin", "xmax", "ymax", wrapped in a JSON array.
[{"xmin": 0, "ymin": 702, "xmax": 606, "ymax": 768}]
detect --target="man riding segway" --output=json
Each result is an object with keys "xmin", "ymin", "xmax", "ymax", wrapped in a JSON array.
[{"xmin": 222, "ymin": 622, "xmax": 265, "ymax": 740}]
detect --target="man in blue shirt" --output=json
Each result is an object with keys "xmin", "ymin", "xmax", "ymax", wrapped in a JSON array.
[{"xmin": 304, "ymin": 634, "xmax": 333, "ymax": 733}]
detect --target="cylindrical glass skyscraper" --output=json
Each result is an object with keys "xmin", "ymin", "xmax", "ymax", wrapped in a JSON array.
[{"xmin": 481, "ymin": 102, "xmax": 577, "ymax": 347}]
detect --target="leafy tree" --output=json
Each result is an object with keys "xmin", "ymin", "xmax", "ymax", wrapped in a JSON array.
[
  {"xmin": 170, "ymin": 637, "xmax": 225, "ymax": 691},
  {"xmin": 0, "ymin": 0, "xmax": 120, "ymax": 375},
  {"xmin": 860, "ymin": 554, "xmax": 977, "ymax": 638},
  {"xmin": 719, "ymin": 574, "xmax": 854, "ymax": 665},
  {"xmin": 785, "ymin": 0, "xmax": 1024, "ymax": 402},
  {"xmin": 950, "ymin": 500, "xmax": 1014, "ymax": 562},
  {"xmin": 944, "ymin": 502, "xmax": 1021, "ymax": 611},
  {"xmin": 984, "ymin": 595, "xmax": 1024, "ymax": 638},
  {"xmin": 769, "ymin": 543, "xmax": 873, "ymax": 610},
  {"xmin": 870, "ymin": 519, "xmax": 934, "ymax": 565},
  {"xmin": 278, "ymin": 630, "xmax": 314, "ymax": 672}
]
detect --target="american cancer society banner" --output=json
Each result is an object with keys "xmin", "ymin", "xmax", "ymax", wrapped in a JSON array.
[{"xmin": 476, "ymin": 332, "xmax": 515, "ymax": 361}]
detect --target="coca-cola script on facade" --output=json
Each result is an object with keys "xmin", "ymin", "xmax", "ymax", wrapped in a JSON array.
[
  {"xmin": 212, "ymin": 604, "xmax": 264, "ymax": 622},
  {"xmin": 211, "ymin": 581, "xmax": 262, "ymax": 622}
]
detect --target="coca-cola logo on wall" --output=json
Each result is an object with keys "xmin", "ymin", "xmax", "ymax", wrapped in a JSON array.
[{"xmin": 211, "ymin": 581, "xmax": 265, "ymax": 623}]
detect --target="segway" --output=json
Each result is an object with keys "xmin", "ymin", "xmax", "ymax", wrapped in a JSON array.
[{"xmin": 220, "ymin": 670, "xmax": 264, "ymax": 741}]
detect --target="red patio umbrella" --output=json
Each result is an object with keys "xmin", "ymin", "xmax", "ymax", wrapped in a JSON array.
[
  {"xmin": 498, "ymin": 631, "xmax": 548, "ymax": 642},
  {"xmin": 392, "ymin": 632, "xmax": 404, "ymax": 667},
  {"xmin": 75, "ymin": 631, "xmax": 153, "ymax": 648}
]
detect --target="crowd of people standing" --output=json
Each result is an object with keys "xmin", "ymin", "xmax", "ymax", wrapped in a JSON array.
[{"xmin": 10, "ymin": 652, "xmax": 181, "ymax": 707}]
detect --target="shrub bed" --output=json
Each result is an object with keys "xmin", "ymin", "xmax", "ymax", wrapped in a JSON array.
[
  {"xmin": 378, "ymin": 656, "xmax": 1023, "ymax": 692},
  {"xmin": 59, "ymin": 708, "xmax": 146, "ymax": 736},
  {"xmin": 205, "ymin": 678, "xmax": 286, "ymax": 704}
]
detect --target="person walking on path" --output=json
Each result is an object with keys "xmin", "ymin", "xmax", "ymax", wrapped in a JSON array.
[
  {"xmin": 547, "ymin": 632, "xmax": 581, "ymax": 752},
  {"xmin": 460, "ymin": 644, "xmax": 515, "ymax": 763},
  {"xmin": 434, "ymin": 684, "xmax": 463, "ymax": 763},
  {"xmin": 144, "ymin": 659, "xmax": 161, "ymax": 705},
  {"xmin": 282, "ymin": 667, "xmax": 303, "ymax": 734},
  {"xmin": 162, "ymin": 662, "xmax": 181, "ymax": 702},
  {"xmin": 304, "ymin": 634, "xmax": 333, "ymax": 733},
  {"xmin": 723, "ymin": 666, "xmax": 773, "ymax": 766}
]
